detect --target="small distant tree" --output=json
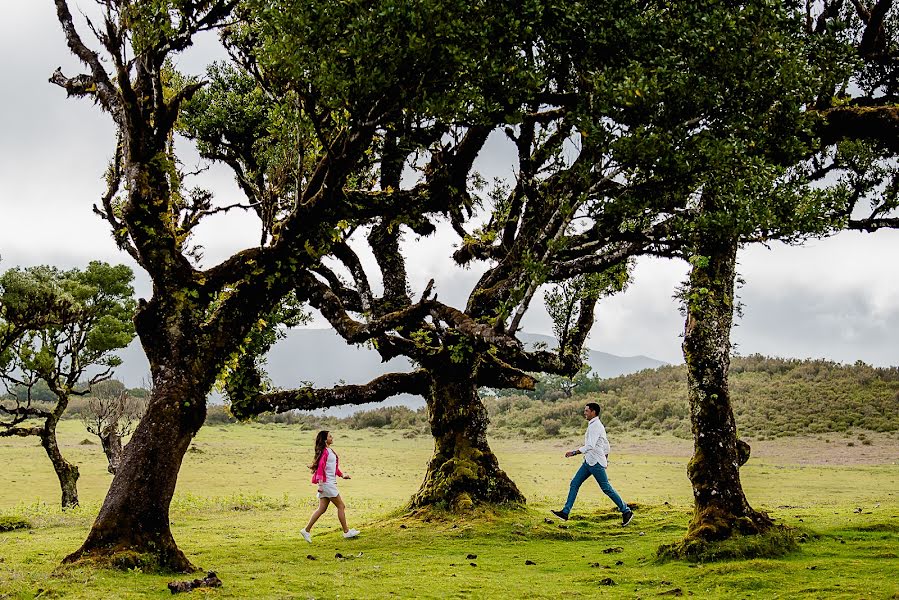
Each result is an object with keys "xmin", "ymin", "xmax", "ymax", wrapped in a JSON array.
[
  {"xmin": 8, "ymin": 379, "xmax": 56, "ymax": 403},
  {"xmin": 0, "ymin": 262, "xmax": 136, "ymax": 508},
  {"xmin": 0, "ymin": 265, "xmax": 74, "ymax": 357},
  {"xmin": 81, "ymin": 380, "xmax": 147, "ymax": 474}
]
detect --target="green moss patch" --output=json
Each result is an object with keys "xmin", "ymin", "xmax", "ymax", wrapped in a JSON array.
[
  {"xmin": 657, "ymin": 525, "xmax": 800, "ymax": 562},
  {"xmin": 0, "ymin": 515, "xmax": 32, "ymax": 532}
]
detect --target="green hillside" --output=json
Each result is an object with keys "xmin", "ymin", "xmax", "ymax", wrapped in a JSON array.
[
  {"xmin": 487, "ymin": 355, "xmax": 899, "ymax": 439},
  {"xmin": 45, "ymin": 356, "xmax": 898, "ymax": 441}
]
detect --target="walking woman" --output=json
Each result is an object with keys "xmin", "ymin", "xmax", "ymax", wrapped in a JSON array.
[{"xmin": 301, "ymin": 430, "xmax": 360, "ymax": 542}]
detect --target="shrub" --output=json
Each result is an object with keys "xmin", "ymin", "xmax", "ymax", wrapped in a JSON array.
[
  {"xmin": 350, "ymin": 410, "xmax": 389, "ymax": 429},
  {"xmin": 0, "ymin": 515, "xmax": 31, "ymax": 532},
  {"xmin": 205, "ymin": 404, "xmax": 235, "ymax": 425},
  {"xmin": 542, "ymin": 418, "xmax": 561, "ymax": 437}
]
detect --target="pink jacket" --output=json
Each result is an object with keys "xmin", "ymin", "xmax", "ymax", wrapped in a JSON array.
[{"xmin": 311, "ymin": 447, "xmax": 343, "ymax": 484}]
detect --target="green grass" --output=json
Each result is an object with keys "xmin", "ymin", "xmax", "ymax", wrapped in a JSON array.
[{"xmin": 1, "ymin": 421, "xmax": 898, "ymax": 599}]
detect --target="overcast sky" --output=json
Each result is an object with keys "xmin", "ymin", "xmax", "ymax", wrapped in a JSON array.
[{"xmin": 2, "ymin": 2, "xmax": 898, "ymax": 370}]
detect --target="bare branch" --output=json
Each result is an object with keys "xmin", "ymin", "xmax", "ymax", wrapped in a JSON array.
[
  {"xmin": 859, "ymin": 0, "xmax": 893, "ymax": 57},
  {"xmin": 818, "ymin": 105, "xmax": 899, "ymax": 153},
  {"xmin": 331, "ymin": 242, "xmax": 374, "ymax": 313},
  {"xmin": 847, "ymin": 216, "xmax": 899, "ymax": 230},
  {"xmin": 51, "ymin": 0, "xmax": 120, "ymax": 117},
  {"xmin": 303, "ymin": 271, "xmax": 435, "ymax": 345},
  {"xmin": 93, "ymin": 135, "xmax": 140, "ymax": 261}
]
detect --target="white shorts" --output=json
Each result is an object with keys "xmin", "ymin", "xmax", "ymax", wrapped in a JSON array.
[{"xmin": 317, "ymin": 482, "xmax": 340, "ymax": 499}]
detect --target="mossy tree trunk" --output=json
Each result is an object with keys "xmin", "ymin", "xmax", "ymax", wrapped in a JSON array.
[
  {"xmin": 410, "ymin": 371, "xmax": 525, "ymax": 511},
  {"xmin": 682, "ymin": 232, "xmax": 772, "ymax": 542},
  {"xmin": 63, "ymin": 368, "xmax": 209, "ymax": 571},
  {"xmin": 63, "ymin": 288, "xmax": 220, "ymax": 573}
]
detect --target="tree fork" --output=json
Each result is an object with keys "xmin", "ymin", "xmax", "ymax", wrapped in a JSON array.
[{"xmin": 681, "ymin": 233, "xmax": 772, "ymax": 543}]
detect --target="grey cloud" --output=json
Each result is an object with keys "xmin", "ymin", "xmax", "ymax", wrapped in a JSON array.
[
  {"xmin": 4, "ymin": 4, "xmax": 899, "ymax": 371},
  {"xmin": 735, "ymin": 284, "xmax": 899, "ymax": 367}
]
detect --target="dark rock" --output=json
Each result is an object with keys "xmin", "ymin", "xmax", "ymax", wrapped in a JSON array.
[
  {"xmin": 602, "ymin": 547, "xmax": 623, "ymax": 554},
  {"xmin": 306, "ymin": 555, "xmax": 316, "ymax": 560},
  {"xmin": 598, "ymin": 577, "xmax": 615, "ymax": 586},
  {"xmin": 615, "ymin": 560, "xmax": 624, "ymax": 566},
  {"xmin": 167, "ymin": 572, "xmax": 222, "ymax": 594},
  {"xmin": 466, "ymin": 554, "xmax": 477, "ymax": 559},
  {"xmin": 658, "ymin": 588, "xmax": 684, "ymax": 596},
  {"xmin": 525, "ymin": 560, "xmax": 536, "ymax": 565}
]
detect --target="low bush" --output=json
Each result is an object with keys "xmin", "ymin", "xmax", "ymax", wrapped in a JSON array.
[{"xmin": 0, "ymin": 515, "xmax": 32, "ymax": 532}]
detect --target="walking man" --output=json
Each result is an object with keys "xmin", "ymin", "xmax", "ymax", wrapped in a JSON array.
[{"xmin": 552, "ymin": 402, "xmax": 634, "ymax": 526}]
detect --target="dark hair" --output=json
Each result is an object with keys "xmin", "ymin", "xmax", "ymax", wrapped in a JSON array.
[
  {"xmin": 586, "ymin": 402, "xmax": 601, "ymax": 417},
  {"xmin": 309, "ymin": 430, "xmax": 329, "ymax": 472}
]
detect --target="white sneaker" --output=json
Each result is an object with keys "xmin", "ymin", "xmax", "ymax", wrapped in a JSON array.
[
  {"xmin": 343, "ymin": 528, "xmax": 360, "ymax": 539},
  {"xmin": 300, "ymin": 529, "xmax": 312, "ymax": 543}
]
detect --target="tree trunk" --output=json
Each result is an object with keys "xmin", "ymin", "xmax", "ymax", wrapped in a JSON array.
[
  {"xmin": 63, "ymin": 371, "xmax": 207, "ymax": 573},
  {"xmin": 99, "ymin": 426, "xmax": 124, "ymax": 475},
  {"xmin": 41, "ymin": 421, "xmax": 79, "ymax": 509},
  {"xmin": 681, "ymin": 233, "xmax": 772, "ymax": 542},
  {"xmin": 410, "ymin": 373, "xmax": 524, "ymax": 510}
]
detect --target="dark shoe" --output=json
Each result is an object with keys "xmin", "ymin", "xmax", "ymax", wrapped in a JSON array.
[
  {"xmin": 551, "ymin": 509, "xmax": 569, "ymax": 521},
  {"xmin": 622, "ymin": 510, "xmax": 634, "ymax": 526}
]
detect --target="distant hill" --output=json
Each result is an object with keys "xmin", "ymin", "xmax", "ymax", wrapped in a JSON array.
[
  {"xmin": 111, "ymin": 328, "xmax": 666, "ymax": 414},
  {"xmin": 552, "ymin": 355, "xmax": 899, "ymax": 437},
  {"xmin": 518, "ymin": 333, "xmax": 666, "ymax": 378}
]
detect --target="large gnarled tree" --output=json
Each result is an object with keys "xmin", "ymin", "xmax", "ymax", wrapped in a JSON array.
[
  {"xmin": 224, "ymin": 1, "xmax": 694, "ymax": 511},
  {"xmin": 661, "ymin": 0, "xmax": 899, "ymax": 550},
  {"xmin": 52, "ymin": 0, "xmax": 544, "ymax": 570}
]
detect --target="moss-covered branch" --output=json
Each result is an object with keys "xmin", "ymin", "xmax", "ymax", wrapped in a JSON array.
[
  {"xmin": 819, "ymin": 105, "xmax": 899, "ymax": 153},
  {"xmin": 230, "ymin": 370, "xmax": 430, "ymax": 419}
]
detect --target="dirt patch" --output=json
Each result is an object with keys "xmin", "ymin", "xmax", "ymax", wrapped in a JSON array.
[
  {"xmin": 744, "ymin": 433, "xmax": 899, "ymax": 466},
  {"xmin": 605, "ymin": 432, "xmax": 899, "ymax": 467}
]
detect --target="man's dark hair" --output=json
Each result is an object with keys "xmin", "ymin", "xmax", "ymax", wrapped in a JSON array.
[{"xmin": 586, "ymin": 402, "xmax": 601, "ymax": 416}]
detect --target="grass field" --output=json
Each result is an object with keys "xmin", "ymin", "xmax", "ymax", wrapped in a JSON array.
[{"xmin": 1, "ymin": 421, "xmax": 897, "ymax": 599}]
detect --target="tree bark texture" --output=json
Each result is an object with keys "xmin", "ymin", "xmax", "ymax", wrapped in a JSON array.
[
  {"xmin": 681, "ymin": 233, "xmax": 772, "ymax": 542},
  {"xmin": 63, "ymin": 292, "xmax": 219, "ymax": 572},
  {"xmin": 410, "ymin": 372, "xmax": 525, "ymax": 510},
  {"xmin": 63, "ymin": 370, "xmax": 207, "ymax": 572},
  {"xmin": 41, "ymin": 422, "xmax": 79, "ymax": 509},
  {"xmin": 99, "ymin": 426, "xmax": 124, "ymax": 475}
]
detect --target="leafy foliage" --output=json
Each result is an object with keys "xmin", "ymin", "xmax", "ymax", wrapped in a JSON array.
[{"xmin": 0, "ymin": 262, "xmax": 136, "ymax": 505}]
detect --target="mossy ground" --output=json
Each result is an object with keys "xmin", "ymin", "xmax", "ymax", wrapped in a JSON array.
[{"xmin": 1, "ymin": 422, "xmax": 897, "ymax": 598}]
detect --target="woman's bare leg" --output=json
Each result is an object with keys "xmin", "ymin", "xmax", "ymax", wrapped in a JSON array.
[
  {"xmin": 305, "ymin": 497, "xmax": 330, "ymax": 531},
  {"xmin": 331, "ymin": 495, "xmax": 349, "ymax": 532}
]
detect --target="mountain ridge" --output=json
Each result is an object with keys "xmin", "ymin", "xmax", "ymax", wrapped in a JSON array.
[{"xmin": 111, "ymin": 328, "xmax": 666, "ymax": 414}]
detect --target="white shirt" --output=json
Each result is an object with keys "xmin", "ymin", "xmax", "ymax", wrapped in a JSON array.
[
  {"xmin": 324, "ymin": 448, "xmax": 338, "ymax": 483},
  {"xmin": 579, "ymin": 416, "xmax": 611, "ymax": 467}
]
